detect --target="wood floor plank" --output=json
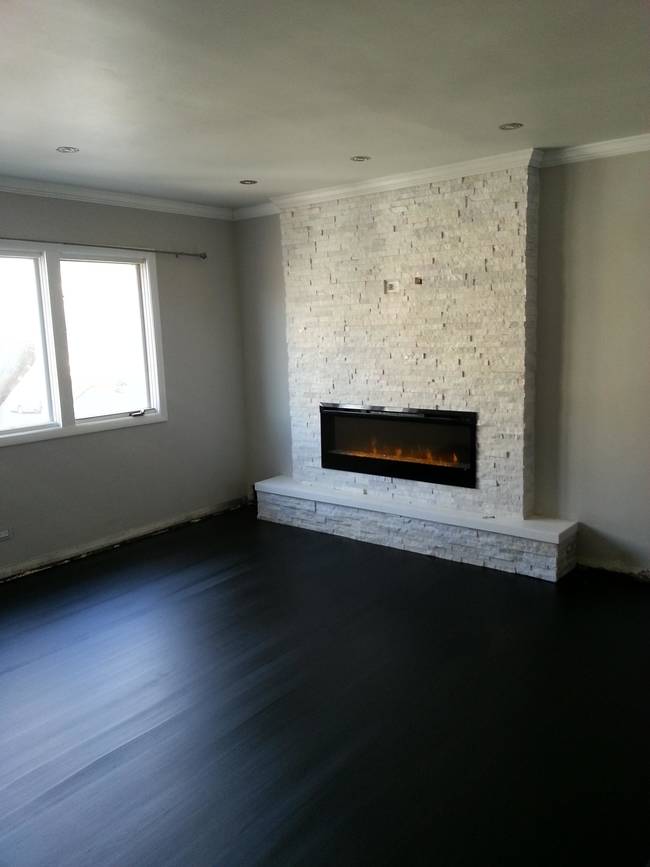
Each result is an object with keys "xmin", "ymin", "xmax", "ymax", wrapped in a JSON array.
[{"xmin": 0, "ymin": 507, "xmax": 648, "ymax": 866}]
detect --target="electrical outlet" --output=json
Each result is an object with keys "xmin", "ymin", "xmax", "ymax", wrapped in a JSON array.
[
  {"xmin": 384, "ymin": 279, "xmax": 401, "ymax": 294},
  {"xmin": 0, "ymin": 529, "xmax": 10, "ymax": 542}
]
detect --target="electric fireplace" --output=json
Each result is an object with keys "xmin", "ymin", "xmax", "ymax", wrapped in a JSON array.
[{"xmin": 320, "ymin": 404, "xmax": 477, "ymax": 487}]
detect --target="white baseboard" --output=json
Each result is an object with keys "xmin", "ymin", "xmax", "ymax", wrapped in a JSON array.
[{"xmin": 0, "ymin": 498, "xmax": 245, "ymax": 582}]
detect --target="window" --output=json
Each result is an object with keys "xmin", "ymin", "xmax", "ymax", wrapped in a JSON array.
[
  {"xmin": 0, "ymin": 242, "xmax": 165, "ymax": 446},
  {"xmin": 61, "ymin": 260, "xmax": 153, "ymax": 420},
  {"xmin": 0, "ymin": 254, "xmax": 55, "ymax": 433}
]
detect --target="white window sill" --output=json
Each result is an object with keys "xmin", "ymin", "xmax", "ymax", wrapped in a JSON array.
[{"xmin": 0, "ymin": 410, "xmax": 167, "ymax": 448}]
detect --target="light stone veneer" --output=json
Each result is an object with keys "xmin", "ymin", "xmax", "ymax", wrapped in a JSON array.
[
  {"xmin": 281, "ymin": 165, "xmax": 538, "ymax": 517},
  {"xmin": 259, "ymin": 161, "xmax": 578, "ymax": 580}
]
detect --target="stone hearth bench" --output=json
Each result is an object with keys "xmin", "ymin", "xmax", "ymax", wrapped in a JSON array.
[{"xmin": 255, "ymin": 476, "xmax": 578, "ymax": 582}]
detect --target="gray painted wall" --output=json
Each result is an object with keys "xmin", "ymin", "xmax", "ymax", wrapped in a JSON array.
[
  {"xmin": 0, "ymin": 193, "xmax": 247, "ymax": 576},
  {"xmin": 234, "ymin": 215, "xmax": 292, "ymax": 491},
  {"xmin": 537, "ymin": 152, "xmax": 650, "ymax": 573},
  {"xmin": 234, "ymin": 154, "xmax": 650, "ymax": 574}
]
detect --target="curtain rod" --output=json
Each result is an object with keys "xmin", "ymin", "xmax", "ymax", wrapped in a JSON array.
[{"xmin": 1, "ymin": 236, "xmax": 207, "ymax": 259}]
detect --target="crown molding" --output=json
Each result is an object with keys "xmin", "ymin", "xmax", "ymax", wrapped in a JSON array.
[
  {"xmin": 234, "ymin": 135, "xmax": 649, "ymax": 214},
  {"xmin": 271, "ymin": 148, "xmax": 542, "ymax": 210},
  {"xmin": 232, "ymin": 202, "xmax": 281, "ymax": 221},
  {"xmin": 541, "ymin": 133, "xmax": 650, "ymax": 167},
  {"xmin": 1, "ymin": 133, "xmax": 646, "ymax": 221},
  {"xmin": 0, "ymin": 175, "xmax": 233, "ymax": 220}
]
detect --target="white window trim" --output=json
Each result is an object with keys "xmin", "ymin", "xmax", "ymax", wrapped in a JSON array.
[{"xmin": 0, "ymin": 241, "xmax": 167, "ymax": 447}]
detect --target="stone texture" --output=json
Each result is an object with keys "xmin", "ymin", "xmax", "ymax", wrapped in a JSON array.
[
  {"xmin": 266, "ymin": 162, "xmax": 560, "ymax": 580},
  {"xmin": 280, "ymin": 165, "xmax": 539, "ymax": 519},
  {"xmin": 257, "ymin": 491, "xmax": 576, "ymax": 582}
]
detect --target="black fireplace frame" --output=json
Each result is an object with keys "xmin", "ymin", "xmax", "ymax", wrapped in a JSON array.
[{"xmin": 320, "ymin": 403, "xmax": 477, "ymax": 488}]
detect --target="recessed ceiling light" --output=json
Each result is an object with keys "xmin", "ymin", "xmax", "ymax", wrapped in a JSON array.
[
  {"xmin": 56, "ymin": 145, "xmax": 80, "ymax": 153},
  {"xmin": 239, "ymin": 179, "xmax": 258, "ymax": 185},
  {"xmin": 498, "ymin": 122, "xmax": 523, "ymax": 131},
  {"xmin": 350, "ymin": 155, "xmax": 371, "ymax": 162}
]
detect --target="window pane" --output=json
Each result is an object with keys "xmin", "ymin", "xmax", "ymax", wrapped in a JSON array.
[
  {"xmin": 60, "ymin": 260, "xmax": 150, "ymax": 420},
  {"xmin": 0, "ymin": 256, "xmax": 53, "ymax": 433}
]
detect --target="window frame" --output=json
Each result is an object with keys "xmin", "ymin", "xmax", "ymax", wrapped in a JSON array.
[{"xmin": 0, "ymin": 241, "xmax": 167, "ymax": 447}]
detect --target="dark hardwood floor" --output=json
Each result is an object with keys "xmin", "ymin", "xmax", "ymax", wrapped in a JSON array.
[{"xmin": 0, "ymin": 507, "xmax": 648, "ymax": 867}]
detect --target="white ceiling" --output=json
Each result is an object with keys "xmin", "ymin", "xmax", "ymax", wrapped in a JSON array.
[{"xmin": 1, "ymin": 0, "xmax": 648, "ymax": 208}]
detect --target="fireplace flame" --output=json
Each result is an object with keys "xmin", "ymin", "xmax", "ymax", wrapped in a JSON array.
[{"xmin": 333, "ymin": 436, "xmax": 466, "ymax": 468}]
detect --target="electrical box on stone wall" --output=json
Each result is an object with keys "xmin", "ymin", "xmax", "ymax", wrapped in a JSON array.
[{"xmin": 384, "ymin": 279, "xmax": 401, "ymax": 294}]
